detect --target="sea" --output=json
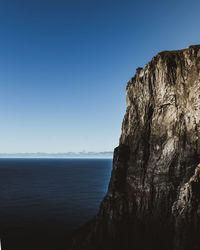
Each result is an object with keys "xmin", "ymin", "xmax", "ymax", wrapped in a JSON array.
[{"xmin": 0, "ymin": 158, "xmax": 112, "ymax": 250}]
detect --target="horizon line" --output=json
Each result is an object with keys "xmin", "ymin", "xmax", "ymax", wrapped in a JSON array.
[
  {"xmin": 0, "ymin": 151, "xmax": 114, "ymax": 158},
  {"xmin": 0, "ymin": 151, "xmax": 113, "ymax": 154}
]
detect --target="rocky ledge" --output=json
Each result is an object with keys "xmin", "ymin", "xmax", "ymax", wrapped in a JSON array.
[{"xmin": 69, "ymin": 45, "xmax": 200, "ymax": 250}]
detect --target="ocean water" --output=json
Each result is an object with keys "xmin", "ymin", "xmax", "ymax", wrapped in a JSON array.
[{"xmin": 0, "ymin": 158, "xmax": 112, "ymax": 250}]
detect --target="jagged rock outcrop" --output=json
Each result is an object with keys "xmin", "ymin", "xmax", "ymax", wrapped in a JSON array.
[{"xmin": 69, "ymin": 45, "xmax": 200, "ymax": 250}]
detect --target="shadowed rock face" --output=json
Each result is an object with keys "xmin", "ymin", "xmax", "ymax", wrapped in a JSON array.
[{"xmin": 69, "ymin": 45, "xmax": 200, "ymax": 250}]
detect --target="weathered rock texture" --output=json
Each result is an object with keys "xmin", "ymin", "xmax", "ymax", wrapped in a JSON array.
[{"xmin": 69, "ymin": 45, "xmax": 200, "ymax": 250}]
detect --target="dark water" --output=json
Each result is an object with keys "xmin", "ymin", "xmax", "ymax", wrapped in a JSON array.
[{"xmin": 0, "ymin": 158, "xmax": 112, "ymax": 250}]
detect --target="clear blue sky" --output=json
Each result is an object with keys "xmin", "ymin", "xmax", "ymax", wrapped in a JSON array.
[{"xmin": 0, "ymin": 0, "xmax": 200, "ymax": 153}]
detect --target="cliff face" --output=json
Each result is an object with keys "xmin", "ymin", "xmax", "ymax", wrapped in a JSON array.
[{"xmin": 70, "ymin": 45, "xmax": 200, "ymax": 250}]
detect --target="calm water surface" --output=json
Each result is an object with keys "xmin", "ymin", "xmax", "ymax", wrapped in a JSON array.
[{"xmin": 0, "ymin": 159, "xmax": 112, "ymax": 249}]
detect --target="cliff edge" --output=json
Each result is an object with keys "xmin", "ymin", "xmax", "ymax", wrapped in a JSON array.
[{"xmin": 69, "ymin": 45, "xmax": 200, "ymax": 250}]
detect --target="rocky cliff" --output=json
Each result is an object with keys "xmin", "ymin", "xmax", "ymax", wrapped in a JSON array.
[{"xmin": 69, "ymin": 45, "xmax": 200, "ymax": 250}]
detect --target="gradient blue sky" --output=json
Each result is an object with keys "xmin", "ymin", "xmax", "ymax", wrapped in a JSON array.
[{"xmin": 0, "ymin": 0, "xmax": 200, "ymax": 153}]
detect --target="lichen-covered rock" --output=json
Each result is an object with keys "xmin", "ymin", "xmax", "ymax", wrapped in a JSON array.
[{"xmin": 69, "ymin": 45, "xmax": 200, "ymax": 250}]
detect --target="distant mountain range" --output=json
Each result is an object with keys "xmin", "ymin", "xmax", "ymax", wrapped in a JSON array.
[{"xmin": 0, "ymin": 151, "xmax": 113, "ymax": 158}]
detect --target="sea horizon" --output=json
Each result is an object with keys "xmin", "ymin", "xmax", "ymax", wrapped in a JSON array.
[{"xmin": 0, "ymin": 152, "xmax": 113, "ymax": 159}]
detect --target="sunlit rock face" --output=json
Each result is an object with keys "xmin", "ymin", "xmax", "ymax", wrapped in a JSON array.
[{"xmin": 69, "ymin": 45, "xmax": 200, "ymax": 250}]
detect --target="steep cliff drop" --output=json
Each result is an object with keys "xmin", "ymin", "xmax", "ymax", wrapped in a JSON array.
[{"xmin": 69, "ymin": 45, "xmax": 200, "ymax": 250}]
